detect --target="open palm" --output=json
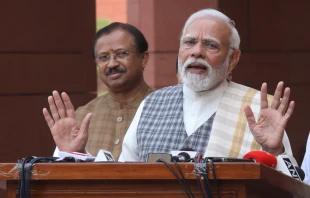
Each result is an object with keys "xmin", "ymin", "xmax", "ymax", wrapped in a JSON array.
[
  {"xmin": 244, "ymin": 82, "xmax": 295, "ymax": 155},
  {"xmin": 43, "ymin": 91, "xmax": 92, "ymax": 153}
]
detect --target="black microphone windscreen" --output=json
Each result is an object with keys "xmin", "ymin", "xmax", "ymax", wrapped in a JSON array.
[
  {"xmin": 172, "ymin": 156, "xmax": 180, "ymax": 162},
  {"xmin": 63, "ymin": 157, "xmax": 77, "ymax": 162},
  {"xmin": 178, "ymin": 152, "xmax": 191, "ymax": 162},
  {"xmin": 295, "ymin": 166, "xmax": 305, "ymax": 181}
]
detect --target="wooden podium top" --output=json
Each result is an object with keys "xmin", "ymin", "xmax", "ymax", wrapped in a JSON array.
[{"xmin": 0, "ymin": 162, "xmax": 309, "ymax": 198}]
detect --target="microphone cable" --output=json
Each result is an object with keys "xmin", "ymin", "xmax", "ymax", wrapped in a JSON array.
[
  {"xmin": 194, "ymin": 154, "xmax": 207, "ymax": 198},
  {"xmin": 200, "ymin": 158, "xmax": 213, "ymax": 198},
  {"xmin": 156, "ymin": 158, "xmax": 194, "ymax": 198},
  {"xmin": 18, "ymin": 156, "xmax": 34, "ymax": 198},
  {"xmin": 208, "ymin": 158, "xmax": 221, "ymax": 198},
  {"xmin": 172, "ymin": 159, "xmax": 195, "ymax": 198},
  {"xmin": 17, "ymin": 156, "xmax": 58, "ymax": 198}
]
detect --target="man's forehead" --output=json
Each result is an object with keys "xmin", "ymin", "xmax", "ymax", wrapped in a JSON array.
[
  {"xmin": 96, "ymin": 31, "xmax": 135, "ymax": 53},
  {"xmin": 183, "ymin": 18, "xmax": 231, "ymax": 43},
  {"xmin": 98, "ymin": 30, "xmax": 132, "ymax": 42},
  {"xmin": 96, "ymin": 45, "xmax": 129, "ymax": 54}
]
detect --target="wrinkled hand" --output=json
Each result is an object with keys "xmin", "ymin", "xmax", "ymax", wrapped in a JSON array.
[
  {"xmin": 42, "ymin": 91, "xmax": 92, "ymax": 153},
  {"xmin": 244, "ymin": 82, "xmax": 295, "ymax": 155}
]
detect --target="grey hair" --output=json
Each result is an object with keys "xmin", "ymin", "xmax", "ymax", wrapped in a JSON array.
[{"xmin": 180, "ymin": 9, "xmax": 240, "ymax": 50}]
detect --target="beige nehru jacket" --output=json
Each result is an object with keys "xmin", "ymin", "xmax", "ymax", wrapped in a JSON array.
[{"xmin": 75, "ymin": 84, "xmax": 152, "ymax": 160}]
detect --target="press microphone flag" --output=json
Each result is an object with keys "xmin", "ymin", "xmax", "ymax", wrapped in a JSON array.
[
  {"xmin": 94, "ymin": 149, "xmax": 115, "ymax": 162},
  {"xmin": 294, "ymin": 166, "xmax": 305, "ymax": 181},
  {"xmin": 276, "ymin": 155, "xmax": 302, "ymax": 181}
]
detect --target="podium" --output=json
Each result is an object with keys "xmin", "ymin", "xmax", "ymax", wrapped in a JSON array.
[{"xmin": 0, "ymin": 162, "xmax": 309, "ymax": 197}]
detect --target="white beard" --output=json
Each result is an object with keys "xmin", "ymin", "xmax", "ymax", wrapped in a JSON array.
[{"xmin": 178, "ymin": 56, "xmax": 230, "ymax": 92}]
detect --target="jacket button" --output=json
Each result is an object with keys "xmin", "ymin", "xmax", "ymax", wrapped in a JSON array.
[
  {"xmin": 114, "ymin": 139, "xmax": 120, "ymax": 145},
  {"xmin": 116, "ymin": 116, "xmax": 123, "ymax": 123}
]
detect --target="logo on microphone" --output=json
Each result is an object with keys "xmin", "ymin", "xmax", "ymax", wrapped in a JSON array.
[
  {"xmin": 94, "ymin": 149, "xmax": 115, "ymax": 162},
  {"xmin": 283, "ymin": 157, "xmax": 300, "ymax": 180},
  {"xmin": 104, "ymin": 152, "xmax": 114, "ymax": 161}
]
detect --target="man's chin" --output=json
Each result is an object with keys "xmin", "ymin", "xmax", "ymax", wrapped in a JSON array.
[
  {"xmin": 183, "ymin": 77, "xmax": 225, "ymax": 92},
  {"xmin": 102, "ymin": 76, "xmax": 125, "ymax": 87},
  {"xmin": 106, "ymin": 72, "xmax": 124, "ymax": 80},
  {"xmin": 107, "ymin": 81, "xmax": 127, "ymax": 91},
  {"xmin": 186, "ymin": 68, "xmax": 208, "ymax": 75}
]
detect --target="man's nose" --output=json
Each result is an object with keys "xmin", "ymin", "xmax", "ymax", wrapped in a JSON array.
[
  {"xmin": 107, "ymin": 55, "xmax": 119, "ymax": 68},
  {"xmin": 190, "ymin": 41, "xmax": 206, "ymax": 59}
]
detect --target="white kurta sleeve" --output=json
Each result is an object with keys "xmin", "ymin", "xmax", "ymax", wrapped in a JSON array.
[
  {"xmin": 256, "ymin": 131, "xmax": 296, "ymax": 166},
  {"xmin": 53, "ymin": 147, "xmax": 59, "ymax": 157},
  {"xmin": 118, "ymin": 100, "xmax": 145, "ymax": 162},
  {"xmin": 282, "ymin": 131, "xmax": 298, "ymax": 166},
  {"xmin": 302, "ymin": 133, "xmax": 310, "ymax": 185}
]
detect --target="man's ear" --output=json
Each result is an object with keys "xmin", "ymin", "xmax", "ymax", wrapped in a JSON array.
[
  {"xmin": 141, "ymin": 51, "xmax": 150, "ymax": 69},
  {"xmin": 227, "ymin": 72, "xmax": 232, "ymax": 81},
  {"xmin": 228, "ymin": 49, "xmax": 241, "ymax": 73}
]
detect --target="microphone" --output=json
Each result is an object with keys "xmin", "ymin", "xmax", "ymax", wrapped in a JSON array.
[
  {"xmin": 147, "ymin": 153, "xmax": 172, "ymax": 162},
  {"xmin": 243, "ymin": 150, "xmax": 277, "ymax": 168},
  {"xmin": 172, "ymin": 152, "xmax": 191, "ymax": 162},
  {"xmin": 94, "ymin": 149, "xmax": 115, "ymax": 162},
  {"xmin": 295, "ymin": 166, "xmax": 305, "ymax": 181},
  {"xmin": 243, "ymin": 151, "xmax": 303, "ymax": 181},
  {"xmin": 276, "ymin": 155, "xmax": 302, "ymax": 181},
  {"xmin": 58, "ymin": 151, "xmax": 95, "ymax": 162},
  {"xmin": 170, "ymin": 147, "xmax": 198, "ymax": 162},
  {"xmin": 148, "ymin": 148, "xmax": 196, "ymax": 163},
  {"xmin": 55, "ymin": 156, "xmax": 82, "ymax": 162}
]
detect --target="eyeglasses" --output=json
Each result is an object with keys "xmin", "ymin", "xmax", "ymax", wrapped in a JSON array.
[
  {"xmin": 181, "ymin": 38, "xmax": 235, "ymax": 54},
  {"xmin": 95, "ymin": 50, "xmax": 139, "ymax": 66}
]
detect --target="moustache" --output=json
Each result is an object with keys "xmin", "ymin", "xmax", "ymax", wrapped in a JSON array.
[
  {"xmin": 182, "ymin": 58, "xmax": 211, "ymax": 74},
  {"xmin": 184, "ymin": 58, "xmax": 209, "ymax": 68},
  {"xmin": 105, "ymin": 66, "xmax": 127, "ymax": 76}
]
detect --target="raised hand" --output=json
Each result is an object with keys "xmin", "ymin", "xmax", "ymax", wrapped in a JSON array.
[
  {"xmin": 244, "ymin": 82, "xmax": 295, "ymax": 155},
  {"xmin": 42, "ymin": 91, "xmax": 92, "ymax": 153}
]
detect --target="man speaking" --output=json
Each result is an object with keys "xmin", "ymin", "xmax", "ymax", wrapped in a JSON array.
[{"xmin": 119, "ymin": 9, "xmax": 296, "ymax": 163}]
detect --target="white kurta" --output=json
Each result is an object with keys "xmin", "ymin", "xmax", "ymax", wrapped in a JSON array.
[{"xmin": 302, "ymin": 134, "xmax": 310, "ymax": 184}]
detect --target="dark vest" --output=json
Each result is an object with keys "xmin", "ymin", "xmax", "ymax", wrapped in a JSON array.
[{"xmin": 137, "ymin": 84, "xmax": 215, "ymax": 162}]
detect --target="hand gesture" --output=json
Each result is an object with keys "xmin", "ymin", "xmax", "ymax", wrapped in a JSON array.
[
  {"xmin": 42, "ymin": 91, "xmax": 92, "ymax": 153},
  {"xmin": 244, "ymin": 82, "xmax": 295, "ymax": 155}
]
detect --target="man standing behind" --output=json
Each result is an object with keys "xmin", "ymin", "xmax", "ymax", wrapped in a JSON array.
[
  {"xmin": 119, "ymin": 9, "xmax": 296, "ymax": 162},
  {"xmin": 42, "ymin": 22, "xmax": 152, "ymax": 160}
]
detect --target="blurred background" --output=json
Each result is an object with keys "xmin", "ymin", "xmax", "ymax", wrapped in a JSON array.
[{"xmin": 0, "ymin": 0, "xmax": 309, "ymax": 167}]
